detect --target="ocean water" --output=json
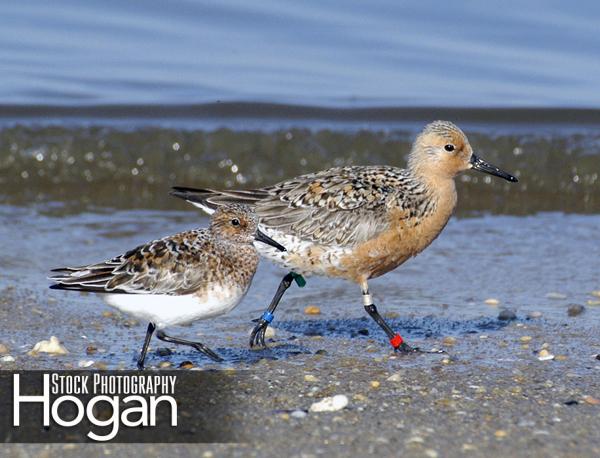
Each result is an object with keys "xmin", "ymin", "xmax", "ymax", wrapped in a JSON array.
[{"xmin": 2, "ymin": 0, "xmax": 600, "ymax": 108}]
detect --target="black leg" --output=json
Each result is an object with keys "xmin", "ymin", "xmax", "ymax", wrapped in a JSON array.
[
  {"xmin": 250, "ymin": 272, "xmax": 305, "ymax": 348},
  {"xmin": 156, "ymin": 330, "xmax": 223, "ymax": 362},
  {"xmin": 363, "ymin": 303, "xmax": 417, "ymax": 353},
  {"xmin": 137, "ymin": 322, "xmax": 156, "ymax": 370},
  {"xmin": 360, "ymin": 284, "xmax": 427, "ymax": 354}
]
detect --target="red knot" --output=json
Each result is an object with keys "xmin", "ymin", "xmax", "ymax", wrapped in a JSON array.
[
  {"xmin": 172, "ymin": 121, "xmax": 518, "ymax": 354},
  {"xmin": 49, "ymin": 203, "xmax": 285, "ymax": 369}
]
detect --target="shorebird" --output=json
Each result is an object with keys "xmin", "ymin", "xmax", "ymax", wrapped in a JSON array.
[
  {"xmin": 172, "ymin": 121, "xmax": 518, "ymax": 353},
  {"xmin": 49, "ymin": 204, "xmax": 286, "ymax": 369}
]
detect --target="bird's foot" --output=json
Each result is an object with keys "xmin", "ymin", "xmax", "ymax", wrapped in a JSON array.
[
  {"xmin": 394, "ymin": 342, "xmax": 446, "ymax": 355},
  {"xmin": 192, "ymin": 342, "xmax": 223, "ymax": 362},
  {"xmin": 394, "ymin": 342, "xmax": 421, "ymax": 354},
  {"xmin": 250, "ymin": 311, "xmax": 275, "ymax": 348},
  {"xmin": 249, "ymin": 318, "xmax": 270, "ymax": 348}
]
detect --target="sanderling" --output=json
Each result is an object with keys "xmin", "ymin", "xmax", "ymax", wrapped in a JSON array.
[
  {"xmin": 172, "ymin": 121, "xmax": 517, "ymax": 353},
  {"xmin": 50, "ymin": 204, "xmax": 285, "ymax": 369}
]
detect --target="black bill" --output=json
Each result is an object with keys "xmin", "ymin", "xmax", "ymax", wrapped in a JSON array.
[
  {"xmin": 255, "ymin": 229, "xmax": 286, "ymax": 251},
  {"xmin": 470, "ymin": 154, "xmax": 518, "ymax": 182}
]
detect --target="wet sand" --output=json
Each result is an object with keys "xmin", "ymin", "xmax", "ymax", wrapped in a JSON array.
[
  {"xmin": 1, "ymin": 207, "xmax": 599, "ymax": 456},
  {"xmin": 2, "ymin": 307, "xmax": 600, "ymax": 457}
]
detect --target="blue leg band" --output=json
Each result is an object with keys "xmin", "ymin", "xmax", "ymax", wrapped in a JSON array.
[{"xmin": 261, "ymin": 311, "xmax": 274, "ymax": 323}]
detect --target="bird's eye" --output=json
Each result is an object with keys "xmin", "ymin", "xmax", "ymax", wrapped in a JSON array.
[
  {"xmin": 231, "ymin": 218, "xmax": 240, "ymax": 226},
  {"xmin": 444, "ymin": 144, "xmax": 455, "ymax": 152}
]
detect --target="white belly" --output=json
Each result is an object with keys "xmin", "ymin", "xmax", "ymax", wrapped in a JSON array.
[
  {"xmin": 103, "ymin": 286, "xmax": 246, "ymax": 330},
  {"xmin": 254, "ymin": 226, "xmax": 350, "ymax": 276}
]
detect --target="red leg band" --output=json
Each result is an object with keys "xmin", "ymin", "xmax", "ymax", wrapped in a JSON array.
[{"xmin": 390, "ymin": 334, "xmax": 403, "ymax": 349}]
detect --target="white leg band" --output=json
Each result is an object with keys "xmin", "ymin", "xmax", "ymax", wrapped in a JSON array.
[{"xmin": 362, "ymin": 293, "xmax": 373, "ymax": 306}]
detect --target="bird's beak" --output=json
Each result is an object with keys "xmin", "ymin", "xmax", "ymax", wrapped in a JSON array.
[
  {"xmin": 254, "ymin": 229, "xmax": 286, "ymax": 251},
  {"xmin": 469, "ymin": 154, "xmax": 518, "ymax": 182}
]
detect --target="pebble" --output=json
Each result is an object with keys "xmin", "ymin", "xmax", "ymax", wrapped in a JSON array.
[
  {"xmin": 387, "ymin": 372, "xmax": 403, "ymax": 382},
  {"xmin": 538, "ymin": 349, "xmax": 555, "ymax": 361},
  {"xmin": 291, "ymin": 410, "xmax": 307, "ymax": 419},
  {"xmin": 159, "ymin": 361, "xmax": 172, "ymax": 368},
  {"xmin": 179, "ymin": 361, "xmax": 194, "ymax": 369},
  {"xmin": 309, "ymin": 394, "xmax": 349, "ymax": 412},
  {"xmin": 586, "ymin": 300, "xmax": 600, "ymax": 306},
  {"xmin": 546, "ymin": 292, "xmax": 567, "ymax": 300},
  {"xmin": 94, "ymin": 362, "xmax": 108, "ymax": 370},
  {"xmin": 485, "ymin": 298, "xmax": 500, "ymax": 306},
  {"xmin": 498, "ymin": 309, "xmax": 517, "ymax": 321},
  {"xmin": 28, "ymin": 336, "xmax": 69, "ymax": 356},
  {"xmin": 519, "ymin": 336, "xmax": 533, "ymax": 343},
  {"xmin": 424, "ymin": 450, "xmax": 439, "ymax": 458},
  {"xmin": 582, "ymin": 395, "xmax": 600, "ymax": 405},
  {"xmin": 86, "ymin": 345, "xmax": 97, "ymax": 355},
  {"xmin": 0, "ymin": 343, "xmax": 9, "ymax": 355},
  {"xmin": 370, "ymin": 381, "xmax": 380, "ymax": 388},
  {"xmin": 304, "ymin": 305, "xmax": 321, "ymax": 315},
  {"xmin": 405, "ymin": 436, "xmax": 424, "ymax": 445},
  {"xmin": 494, "ymin": 429, "xmax": 508, "ymax": 439},
  {"xmin": 156, "ymin": 347, "xmax": 173, "ymax": 356},
  {"xmin": 590, "ymin": 290, "xmax": 600, "ymax": 298},
  {"xmin": 77, "ymin": 360, "xmax": 94, "ymax": 368},
  {"xmin": 527, "ymin": 311, "xmax": 543, "ymax": 319},
  {"xmin": 442, "ymin": 336, "xmax": 457, "ymax": 346},
  {"xmin": 567, "ymin": 304, "xmax": 585, "ymax": 316},
  {"xmin": 304, "ymin": 374, "xmax": 318, "ymax": 382},
  {"xmin": 1, "ymin": 355, "xmax": 15, "ymax": 363}
]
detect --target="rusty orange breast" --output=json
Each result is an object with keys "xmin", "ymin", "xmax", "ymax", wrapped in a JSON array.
[{"xmin": 336, "ymin": 188, "xmax": 456, "ymax": 283}]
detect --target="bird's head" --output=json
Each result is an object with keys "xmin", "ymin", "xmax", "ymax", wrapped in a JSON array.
[
  {"xmin": 408, "ymin": 120, "xmax": 518, "ymax": 183},
  {"xmin": 210, "ymin": 204, "xmax": 285, "ymax": 251}
]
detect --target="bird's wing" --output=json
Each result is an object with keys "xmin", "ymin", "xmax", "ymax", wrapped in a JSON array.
[
  {"xmin": 171, "ymin": 187, "xmax": 269, "ymax": 214},
  {"xmin": 50, "ymin": 230, "xmax": 214, "ymax": 295},
  {"xmin": 173, "ymin": 166, "xmax": 422, "ymax": 246}
]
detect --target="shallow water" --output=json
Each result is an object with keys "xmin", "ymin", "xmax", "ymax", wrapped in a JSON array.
[
  {"xmin": 1, "ymin": 123, "xmax": 599, "ymax": 214},
  {"xmin": 2, "ymin": 0, "xmax": 600, "ymax": 107}
]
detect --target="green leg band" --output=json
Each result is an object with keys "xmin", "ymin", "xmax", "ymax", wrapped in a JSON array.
[{"xmin": 291, "ymin": 272, "xmax": 306, "ymax": 287}]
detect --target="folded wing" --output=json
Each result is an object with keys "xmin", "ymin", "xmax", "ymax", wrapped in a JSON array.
[
  {"xmin": 172, "ymin": 166, "xmax": 423, "ymax": 246},
  {"xmin": 50, "ymin": 230, "xmax": 212, "ymax": 295}
]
